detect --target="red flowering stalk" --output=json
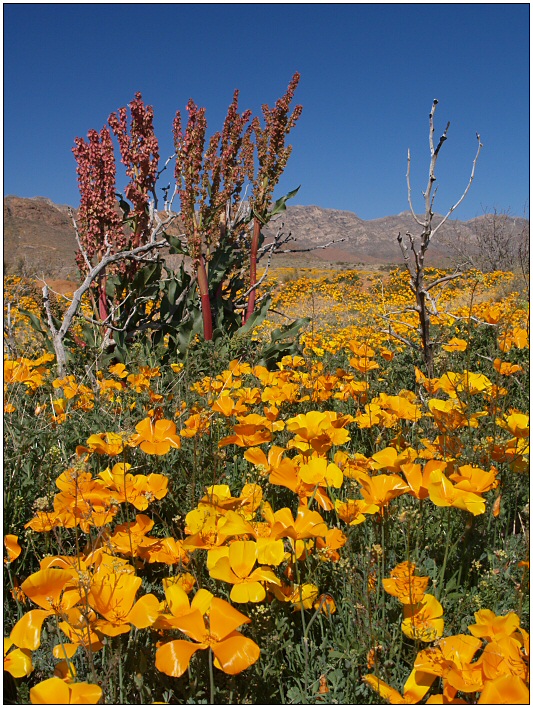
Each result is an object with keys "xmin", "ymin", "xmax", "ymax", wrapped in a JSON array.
[
  {"xmin": 72, "ymin": 126, "xmax": 124, "ymax": 320},
  {"xmin": 73, "ymin": 94, "xmax": 159, "ymax": 323},
  {"xmin": 173, "ymin": 93, "xmax": 252, "ymax": 341},
  {"xmin": 108, "ymin": 92, "xmax": 159, "ymax": 248},
  {"xmin": 245, "ymin": 72, "xmax": 302, "ymax": 323}
]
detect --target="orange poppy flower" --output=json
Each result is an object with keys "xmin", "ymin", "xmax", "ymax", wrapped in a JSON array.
[
  {"xmin": 399, "ymin": 461, "xmax": 435, "ymax": 500},
  {"xmin": 468, "ymin": 609, "xmax": 521, "ymax": 642},
  {"xmin": 493, "ymin": 358, "xmax": 523, "ymax": 376},
  {"xmin": 198, "ymin": 483, "xmax": 263, "ymax": 518},
  {"xmin": 347, "ymin": 341, "xmax": 375, "ymax": 358},
  {"xmin": 286, "ymin": 411, "xmax": 351, "ymax": 453},
  {"xmin": 371, "ymin": 447, "xmax": 417, "ymax": 473},
  {"xmin": 218, "ymin": 414, "xmax": 273, "ymax": 448},
  {"xmin": 298, "ymin": 456, "xmax": 344, "ymax": 489},
  {"xmin": 314, "ymin": 593, "xmax": 337, "ymax": 616},
  {"xmin": 290, "ymin": 583, "xmax": 320, "ymax": 611},
  {"xmin": 4, "ymin": 534, "xmax": 22, "ymax": 563},
  {"xmin": 138, "ymin": 536, "xmax": 189, "ymax": 566},
  {"xmin": 4, "ymin": 638, "xmax": 33, "ymax": 678},
  {"xmin": 99, "ymin": 463, "xmax": 169, "ymax": 511},
  {"xmin": 51, "ymin": 468, "xmax": 118, "ymax": 531},
  {"xmin": 428, "ymin": 398, "xmax": 479, "ymax": 432},
  {"xmin": 382, "ymin": 561, "xmax": 429, "ymax": 605},
  {"xmin": 56, "ymin": 607, "xmax": 104, "ymax": 657},
  {"xmin": 497, "ymin": 411, "xmax": 529, "ymax": 438},
  {"xmin": 109, "ymin": 514, "xmax": 155, "ymax": 556},
  {"xmin": 478, "ymin": 675, "xmax": 529, "ymax": 704},
  {"xmin": 375, "ymin": 394, "xmax": 422, "ymax": 423},
  {"xmin": 179, "ymin": 412, "xmax": 211, "ymax": 438},
  {"xmin": 126, "ymin": 372, "xmax": 151, "ymax": 392},
  {"xmin": 162, "ymin": 573, "xmax": 196, "ymax": 595},
  {"xmin": 129, "ymin": 417, "xmax": 181, "ymax": 455},
  {"xmin": 350, "ymin": 357, "xmax": 379, "ymax": 374},
  {"xmin": 268, "ymin": 457, "xmax": 334, "ymax": 510},
  {"xmin": 155, "ymin": 597, "xmax": 260, "ymax": 677},
  {"xmin": 155, "ymin": 585, "xmax": 213, "ymax": 630},
  {"xmin": 316, "ymin": 528, "xmax": 347, "ymax": 562},
  {"xmin": 333, "ymin": 379, "xmax": 369, "ymax": 402},
  {"xmin": 10, "ymin": 569, "xmax": 83, "ymax": 650},
  {"xmin": 428, "ymin": 468, "xmax": 486, "ymax": 516},
  {"xmin": 498, "ymin": 326, "xmax": 528, "ymax": 352},
  {"xmin": 437, "ymin": 370, "xmax": 493, "ymax": 398},
  {"xmin": 364, "ymin": 670, "xmax": 435, "ymax": 704},
  {"xmin": 89, "ymin": 571, "xmax": 159, "ymax": 636},
  {"xmin": 335, "ymin": 498, "xmax": 378, "ymax": 525},
  {"xmin": 278, "ymin": 354, "xmax": 307, "ymax": 370},
  {"xmin": 415, "ymin": 367, "xmax": 440, "ymax": 395},
  {"xmin": 214, "ymin": 509, "xmax": 285, "ymax": 566},
  {"xmin": 209, "ymin": 540, "xmax": 281, "ymax": 603},
  {"xmin": 402, "ymin": 594, "xmax": 444, "ymax": 642},
  {"xmin": 183, "ymin": 507, "xmax": 231, "ymax": 551},
  {"xmin": 78, "ymin": 431, "xmax": 125, "ymax": 456},
  {"xmin": 477, "ymin": 635, "xmax": 528, "ymax": 683},
  {"xmin": 449, "ymin": 465, "xmax": 499, "ymax": 495},
  {"xmin": 442, "ymin": 338, "xmax": 468, "ymax": 352},
  {"xmin": 212, "ymin": 394, "xmax": 247, "ymax": 417},
  {"xmin": 380, "ymin": 347, "xmax": 394, "ymax": 361},
  {"xmin": 271, "ymin": 505, "xmax": 329, "ymax": 542},
  {"xmin": 359, "ymin": 473, "xmax": 409, "ymax": 512},
  {"xmin": 29, "ymin": 677, "xmax": 102, "ymax": 704},
  {"xmin": 244, "ymin": 445, "xmax": 287, "ymax": 477},
  {"xmin": 414, "ymin": 634, "xmax": 482, "ymax": 683}
]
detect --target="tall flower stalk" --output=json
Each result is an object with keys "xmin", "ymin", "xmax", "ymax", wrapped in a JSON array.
[
  {"xmin": 73, "ymin": 93, "xmax": 159, "ymax": 323},
  {"xmin": 173, "ymin": 93, "xmax": 253, "ymax": 340},
  {"xmin": 245, "ymin": 72, "xmax": 302, "ymax": 322}
]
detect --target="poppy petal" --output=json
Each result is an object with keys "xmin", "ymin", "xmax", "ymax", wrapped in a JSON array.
[
  {"xmin": 68, "ymin": 682, "xmax": 103, "ymax": 704},
  {"xmin": 127, "ymin": 593, "xmax": 160, "ymax": 629},
  {"xmin": 155, "ymin": 639, "xmax": 204, "ymax": 678},
  {"xmin": 29, "ymin": 677, "xmax": 70, "ymax": 704},
  {"xmin": 211, "ymin": 634, "xmax": 260, "ymax": 674},
  {"xmin": 209, "ymin": 597, "xmax": 251, "ymax": 641},
  {"xmin": 10, "ymin": 609, "xmax": 51, "ymax": 650}
]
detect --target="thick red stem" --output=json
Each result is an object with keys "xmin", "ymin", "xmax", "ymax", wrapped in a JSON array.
[
  {"xmin": 98, "ymin": 274, "xmax": 109, "ymax": 322},
  {"xmin": 197, "ymin": 257, "xmax": 213, "ymax": 341},
  {"xmin": 244, "ymin": 216, "xmax": 261, "ymax": 322}
]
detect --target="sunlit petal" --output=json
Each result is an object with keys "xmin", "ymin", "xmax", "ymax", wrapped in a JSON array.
[
  {"xmin": 155, "ymin": 639, "xmax": 205, "ymax": 678},
  {"xmin": 211, "ymin": 633, "xmax": 260, "ymax": 674}
]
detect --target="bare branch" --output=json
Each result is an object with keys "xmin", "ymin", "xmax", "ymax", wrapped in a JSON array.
[
  {"xmin": 69, "ymin": 208, "xmax": 92, "ymax": 272},
  {"xmin": 425, "ymin": 271, "xmax": 465, "ymax": 291},
  {"xmin": 272, "ymin": 238, "xmax": 346, "ymax": 255},
  {"xmin": 433, "ymin": 132, "xmax": 483, "ymax": 236},
  {"xmin": 380, "ymin": 325, "xmax": 417, "ymax": 351},
  {"xmin": 41, "ymin": 237, "xmax": 170, "ymax": 376},
  {"xmin": 406, "ymin": 150, "xmax": 425, "ymax": 227}
]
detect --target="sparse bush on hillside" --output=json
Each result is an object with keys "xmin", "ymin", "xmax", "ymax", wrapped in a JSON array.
[{"xmin": 446, "ymin": 206, "xmax": 530, "ymax": 275}]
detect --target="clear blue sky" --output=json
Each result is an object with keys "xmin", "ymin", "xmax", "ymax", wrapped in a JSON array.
[{"xmin": 4, "ymin": 3, "xmax": 530, "ymax": 220}]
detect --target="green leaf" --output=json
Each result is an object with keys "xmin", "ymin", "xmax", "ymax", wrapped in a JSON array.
[
  {"xmin": 116, "ymin": 193, "xmax": 131, "ymax": 218},
  {"xmin": 17, "ymin": 309, "xmax": 47, "ymax": 336},
  {"xmin": 258, "ymin": 316, "xmax": 310, "ymax": 369},
  {"xmin": 269, "ymin": 185, "xmax": 300, "ymax": 217},
  {"xmin": 166, "ymin": 234, "xmax": 187, "ymax": 255},
  {"xmin": 237, "ymin": 297, "xmax": 272, "ymax": 337}
]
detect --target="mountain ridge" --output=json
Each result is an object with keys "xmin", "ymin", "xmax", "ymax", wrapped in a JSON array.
[{"xmin": 3, "ymin": 195, "xmax": 528, "ymax": 279}]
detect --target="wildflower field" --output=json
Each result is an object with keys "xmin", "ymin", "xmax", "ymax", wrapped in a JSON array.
[{"xmin": 3, "ymin": 264, "xmax": 529, "ymax": 705}]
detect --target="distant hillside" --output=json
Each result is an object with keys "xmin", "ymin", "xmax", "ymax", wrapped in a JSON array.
[{"xmin": 3, "ymin": 196, "xmax": 528, "ymax": 278}]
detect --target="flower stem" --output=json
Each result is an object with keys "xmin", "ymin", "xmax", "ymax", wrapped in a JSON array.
[
  {"xmin": 208, "ymin": 647, "xmax": 215, "ymax": 703},
  {"xmin": 437, "ymin": 507, "xmax": 452, "ymax": 601}
]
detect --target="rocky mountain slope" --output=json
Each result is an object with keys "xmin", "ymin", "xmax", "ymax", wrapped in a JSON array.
[{"xmin": 4, "ymin": 195, "xmax": 528, "ymax": 279}]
